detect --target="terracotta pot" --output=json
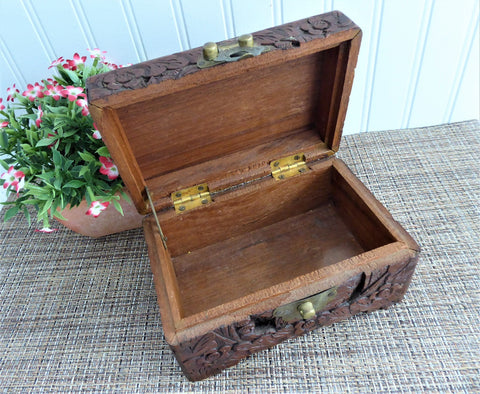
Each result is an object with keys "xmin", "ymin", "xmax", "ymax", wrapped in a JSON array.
[{"xmin": 55, "ymin": 193, "xmax": 144, "ymax": 238}]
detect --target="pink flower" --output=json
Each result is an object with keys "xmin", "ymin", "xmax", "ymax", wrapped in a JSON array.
[
  {"xmin": 48, "ymin": 56, "xmax": 64, "ymax": 69},
  {"xmin": 61, "ymin": 86, "xmax": 86, "ymax": 102},
  {"xmin": 22, "ymin": 83, "xmax": 45, "ymax": 102},
  {"xmin": 92, "ymin": 125, "xmax": 102, "ymax": 140},
  {"xmin": 35, "ymin": 227, "xmax": 58, "ymax": 233},
  {"xmin": 87, "ymin": 48, "xmax": 107, "ymax": 59},
  {"xmin": 99, "ymin": 156, "xmax": 119, "ymax": 180},
  {"xmin": 1, "ymin": 166, "xmax": 25, "ymax": 195},
  {"xmin": 35, "ymin": 105, "xmax": 43, "ymax": 127},
  {"xmin": 0, "ymin": 98, "xmax": 4, "ymax": 111},
  {"xmin": 75, "ymin": 98, "xmax": 89, "ymax": 116},
  {"xmin": 47, "ymin": 131, "xmax": 57, "ymax": 149},
  {"xmin": 0, "ymin": 121, "xmax": 8, "ymax": 128},
  {"xmin": 86, "ymin": 201, "xmax": 109, "ymax": 217},
  {"xmin": 119, "ymin": 63, "xmax": 133, "ymax": 68},
  {"xmin": 6, "ymin": 84, "xmax": 19, "ymax": 101},
  {"xmin": 64, "ymin": 53, "xmax": 87, "ymax": 71},
  {"xmin": 44, "ymin": 84, "xmax": 65, "ymax": 101},
  {"xmin": 102, "ymin": 62, "xmax": 118, "ymax": 70},
  {"xmin": 45, "ymin": 78, "xmax": 58, "ymax": 86}
]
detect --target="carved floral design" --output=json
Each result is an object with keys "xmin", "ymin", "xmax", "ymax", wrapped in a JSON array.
[
  {"xmin": 86, "ymin": 11, "xmax": 357, "ymax": 102},
  {"xmin": 172, "ymin": 257, "xmax": 418, "ymax": 381}
]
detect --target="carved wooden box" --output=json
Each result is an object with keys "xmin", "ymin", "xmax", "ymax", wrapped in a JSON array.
[{"xmin": 86, "ymin": 11, "xmax": 419, "ymax": 381}]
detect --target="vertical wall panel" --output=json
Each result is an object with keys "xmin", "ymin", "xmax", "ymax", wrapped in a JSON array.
[
  {"xmin": 0, "ymin": 2, "xmax": 51, "ymax": 86},
  {"xmin": 26, "ymin": 0, "xmax": 93, "ymax": 61},
  {"xmin": 281, "ymin": 0, "xmax": 326, "ymax": 23},
  {"xmin": 78, "ymin": 0, "xmax": 140, "ymax": 65},
  {"xmin": 367, "ymin": 0, "xmax": 427, "ymax": 132},
  {"xmin": 450, "ymin": 24, "xmax": 480, "ymax": 123},
  {"xmin": 180, "ymin": 0, "xmax": 228, "ymax": 48},
  {"xmin": 408, "ymin": 0, "xmax": 477, "ymax": 127},
  {"xmin": 231, "ymin": 0, "xmax": 274, "ymax": 36},
  {"xmin": 129, "ymin": 0, "xmax": 182, "ymax": 59}
]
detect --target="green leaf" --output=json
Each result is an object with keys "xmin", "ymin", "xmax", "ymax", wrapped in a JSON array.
[
  {"xmin": 0, "ymin": 158, "xmax": 9, "ymax": 170},
  {"xmin": 4, "ymin": 206, "xmax": 19, "ymax": 222},
  {"xmin": 120, "ymin": 190, "xmax": 132, "ymax": 203},
  {"xmin": 52, "ymin": 149, "xmax": 63, "ymax": 167},
  {"xmin": 0, "ymin": 131, "xmax": 8, "ymax": 149},
  {"xmin": 36, "ymin": 137, "xmax": 56, "ymax": 147},
  {"xmin": 22, "ymin": 206, "xmax": 31, "ymax": 226},
  {"xmin": 79, "ymin": 166, "xmax": 90, "ymax": 177},
  {"xmin": 38, "ymin": 199, "xmax": 53, "ymax": 217},
  {"xmin": 64, "ymin": 69, "xmax": 80, "ymax": 84},
  {"xmin": 96, "ymin": 146, "xmax": 110, "ymax": 157},
  {"xmin": 52, "ymin": 209, "xmax": 67, "ymax": 221},
  {"xmin": 112, "ymin": 199, "xmax": 124, "ymax": 216},
  {"xmin": 79, "ymin": 151, "xmax": 95, "ymax": 163},
  {"xmin": 63, "ymin": 180, "xmax": 85, "ymax": 188}
]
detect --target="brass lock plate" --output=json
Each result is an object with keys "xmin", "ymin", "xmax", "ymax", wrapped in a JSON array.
[{"xmin": 273, "ymin": 287, "xmax": 338, "ymax": 322}]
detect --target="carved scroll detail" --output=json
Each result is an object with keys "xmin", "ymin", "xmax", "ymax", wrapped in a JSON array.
[
  {"xmin": 171, "ymin": 257, "xmax": 417, "ymax": 381},
  {"xmin": 86, "ymin": 11, "xmax": 357, "ymax": 102}
]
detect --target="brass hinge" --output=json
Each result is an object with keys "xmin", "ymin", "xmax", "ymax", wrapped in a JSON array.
[
  {"xmin": 171, "ymin": 184, "xmax": 212, "ymax": 213},
  {"xmin": 270, "ymin": 153, "xmax": 308, "ymax": 180}
]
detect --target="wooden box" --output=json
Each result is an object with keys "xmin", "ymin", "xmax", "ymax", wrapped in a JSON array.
[{"xmin": 86, "ymin": 11, "xmax": 419, "ymax": 381}]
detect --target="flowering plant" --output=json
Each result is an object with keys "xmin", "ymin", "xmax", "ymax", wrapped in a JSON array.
[{"xmin": 0, "ymin": 50, "xmax": 131, "ymax": 232}]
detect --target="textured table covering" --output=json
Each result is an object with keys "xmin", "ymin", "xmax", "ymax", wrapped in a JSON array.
[{"xmin": 1, "ymin": 120, "xmax": 479, "ymax": 393}]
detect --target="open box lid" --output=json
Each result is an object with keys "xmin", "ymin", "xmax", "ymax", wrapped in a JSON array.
[{"xmin": 86, "ymin": 11, "xmax": 361, "ymax": 214}]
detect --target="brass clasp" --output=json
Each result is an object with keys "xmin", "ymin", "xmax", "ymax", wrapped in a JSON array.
[{"xmin": 198, "ymin": 34, "xmax": 273, "ymax": 69}]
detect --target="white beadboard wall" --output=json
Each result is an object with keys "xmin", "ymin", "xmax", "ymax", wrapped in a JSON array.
[{"xmin": 1, "ymin": 0, "xmax": 478, "ymax": 132}]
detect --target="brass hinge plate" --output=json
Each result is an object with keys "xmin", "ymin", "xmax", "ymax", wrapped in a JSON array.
[
  {"xmin": 171, "ymin": 184, "xmax": 212, "ymax": 213},
  {"xmin": 273, "ymin": 287, "xmax": 338, "ymax": 323},
  {"xmin": 270, "ymin": 153, "xmax": 308, "ymax": 180}
]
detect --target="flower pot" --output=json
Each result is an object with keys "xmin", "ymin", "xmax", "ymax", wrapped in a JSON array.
[{"xmin": 55, "ymin": 193, "xmax": 144, "ymax": 238}]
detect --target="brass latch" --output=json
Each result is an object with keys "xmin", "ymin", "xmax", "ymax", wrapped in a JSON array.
[
  {"xmin": 197, "ymin": 34, "xmax": 273, "ymax": 69},
  {"xmin": 171, "ymin": 184, "xmax": 212, "ymax": 213},
  {"xmin": 270, "ymin": 153, "xmax": 308, "ymax": 180},
  {"xmin": 273, "ymin": 287, "xmax": 338, "ymax": 322}
]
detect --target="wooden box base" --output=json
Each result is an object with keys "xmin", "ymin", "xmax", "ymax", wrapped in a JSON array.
[{"xmin": 143, "ymin": 158, "xmax": 419, "ymax": 381}]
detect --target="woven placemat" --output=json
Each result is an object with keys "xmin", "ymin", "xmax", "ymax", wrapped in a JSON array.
[{"xmin": 1, "ymin": 120, "xmax": 479, "ymax": 393}]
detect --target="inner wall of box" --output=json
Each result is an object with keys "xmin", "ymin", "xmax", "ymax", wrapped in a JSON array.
[
  {"xmin": 158, "ymin": 161, "xmax": 396, "ymax": 318},
  {"xmin": 116, "ymin": 47, "xmax": 341, "ymax": 182}
]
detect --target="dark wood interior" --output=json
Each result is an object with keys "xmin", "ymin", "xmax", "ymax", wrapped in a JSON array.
[{"xmin": 148, "ymin": 159, "xmax": 397, "ymax": 319}]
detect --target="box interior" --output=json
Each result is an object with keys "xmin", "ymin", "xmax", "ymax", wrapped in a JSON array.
[
  {"xmin": 151, "ymin": 159, "xmax": 397, "ymax": 320},
  {"xmin": 113, "ymin": 44, "xmax": 350, "ymax": 204}
]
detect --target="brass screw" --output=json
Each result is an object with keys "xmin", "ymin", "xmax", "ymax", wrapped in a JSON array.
[
  {"xmin": 179, "ymin": 205, "xmax": 186, "ymax": 211},
  {"xmin": 203, "ymin": 42, "xmax": 218, "ymax": 60},
  {"xmin": 294, "ymin": 155, "xmax": 300, "ymax": 160},
  {"xmin": 238, "ymin": 34, "xmax": 254, "ymax": 48},
  {"xmin": 175, "ymin": 192, "xmax": 182, "ymax": 198},
  {"xmin": 298, "ymin": 301, "xmax": 316, "ymax": 320},
  {"xmin": 279, "ymin": 174, "xmax": 285, "ymax": 180},
  {"xmin": 201, "ymin": 199, "xmax": 208, "ymax": 204},
  {"xmin": 198, "ymin": 185, "xmax": 204, "ymax": 191},
  {"xmin": 298, "ymin": 168, "xmax": 306, "ymax": 173},
  {"xmin": 273, "ymin": 161, "xmax": 280, "ymax": 167}
]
